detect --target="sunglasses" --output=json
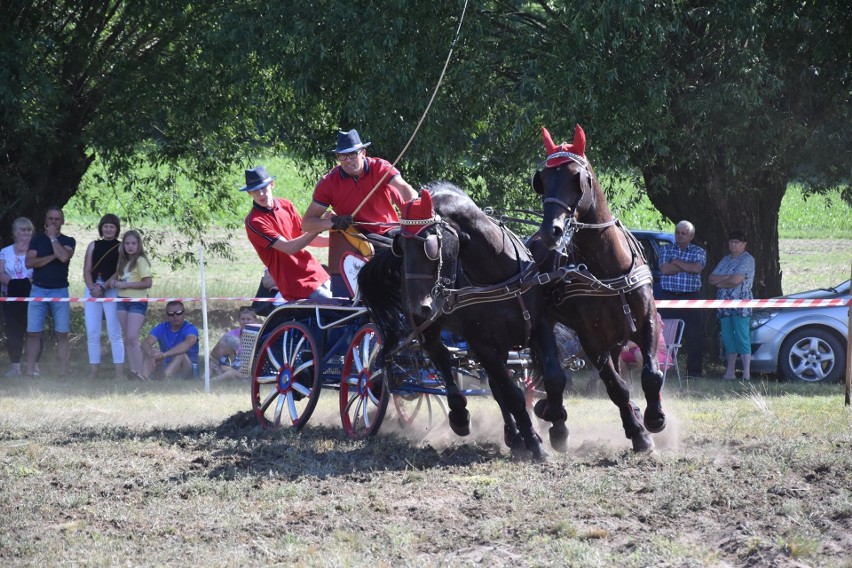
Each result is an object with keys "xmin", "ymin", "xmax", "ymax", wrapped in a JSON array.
[
  {"xmin": 166, "ymin": 310, "xmax": 184, "ymax": 317},
  {"xmin": 336, "ymin": 151, "xmax": 361, "ymax": 162}
]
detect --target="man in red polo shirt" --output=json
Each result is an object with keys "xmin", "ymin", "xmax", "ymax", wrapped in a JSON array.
[
  {"xmin": 242, "ymin": 166, "xmax": 333, "ymax": 301},
  {"xmin": 302, "ymin": 129, "xmax": 418, "ymax": 296}
]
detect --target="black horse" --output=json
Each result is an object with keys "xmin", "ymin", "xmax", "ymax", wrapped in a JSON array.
[
  {"xmin": 530, "ymin": 124, "xmax": 665, "ymax": 452},
  {"xmin": 358, "ymin": 182, "xmax": 567, "ymax": 460}
]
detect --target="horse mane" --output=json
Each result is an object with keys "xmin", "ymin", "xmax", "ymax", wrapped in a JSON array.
[{"xmin": 357, "ymin": 246, "xmax": 410, "ymax": 345}]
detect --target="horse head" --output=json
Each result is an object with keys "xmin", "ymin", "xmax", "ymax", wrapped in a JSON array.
[
  {"xmin": 394, "ymin": 187, "xmax": 463, "ymax": 326},
  {"xmin": 532, "ymin": 124, "xmax": 595, "ymax": 250}
]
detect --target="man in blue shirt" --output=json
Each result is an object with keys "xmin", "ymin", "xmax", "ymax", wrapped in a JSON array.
[
  {"xmin": 139, "ymin": 301, "xmax": 199, "ymax": 380},
  {"xmin": 25, "ymin": 207, "xmax": 76, "ymax": 378},
  {"xmin": 657, "ymin": 220, "xmax": 707, "ymax": 377}
]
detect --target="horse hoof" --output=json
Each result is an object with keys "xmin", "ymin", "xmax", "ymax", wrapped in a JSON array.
[
  {"xmin": 504, "ymin": 426, "xmax": 524, "ymax": 451},
  {"xmin": 549, "ymin": 423, "xmax": 569, "ymax": 453},
  {"xmin": 448, "ymin": 408, "xmax": 471, "ymax": 437},
  {"xmin": 526, "ymin": 434, "xmax": 549, "ymax": 462},
  {"xmin": 631, "ymin": 430, "xmax": 656, "ymax": 453},
  {"xmin": 643, "ymin": 409, "xmax": 667, "ymax": 434},
  {"xmin": 533, "ymin": 399, "xmax": 567, "ymax": 423}
]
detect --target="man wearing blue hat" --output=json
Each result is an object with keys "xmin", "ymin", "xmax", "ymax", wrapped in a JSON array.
[
  {"xmin": 241, "ymin": 166, "xmax": 333, "ymax": 301},
  {"xmin": 302, "ymin": 129, "xmax": 418, "ymax": 296}
]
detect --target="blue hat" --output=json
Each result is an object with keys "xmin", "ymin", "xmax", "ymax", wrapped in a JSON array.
[
  {"xmin": 331, "ymin": 129, "xmax": 371, "ymax": 154},
  {"xmin": 240, "ymin": 166, "xmax": 276, "ymax": 192}
]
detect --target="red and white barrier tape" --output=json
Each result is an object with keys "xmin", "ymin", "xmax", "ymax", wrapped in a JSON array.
[
  {"xmin": 0, "ymin": 296, "xmax": 849, "ymax": 307},
  {"xmin": 656, "ymin": 298, "xmax": 850, "ymax": 308},
  {"xmin": 0, "ymin": 297, "xmax": 279, "ymax": 303}
]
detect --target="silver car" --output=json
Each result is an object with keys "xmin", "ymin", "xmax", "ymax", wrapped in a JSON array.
[{"xmin": 749, "ymin": 279, "xmax": 850, "ymax": 382}]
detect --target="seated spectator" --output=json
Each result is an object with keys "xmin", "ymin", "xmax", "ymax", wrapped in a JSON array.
[
  {"xmin": 137, "ymin": 301, "xmax": 198, "ymax": 380},
  {"xmin": 208, "ymin": 306, "xmax": 259, "ymax": 381}
]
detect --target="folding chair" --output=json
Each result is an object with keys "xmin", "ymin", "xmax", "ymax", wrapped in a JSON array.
[{"xmin": 661, "ymin": 318, "xmax": 685, "ymax": 387}]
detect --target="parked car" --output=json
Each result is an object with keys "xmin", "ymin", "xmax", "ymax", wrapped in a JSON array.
[
  {"xmin": 630, "ymin": 229, "xmax": 675, "ymax": 299},
  {"xmin": 749, "ymin": 279, "xmax": 850, "ymax": 382}
]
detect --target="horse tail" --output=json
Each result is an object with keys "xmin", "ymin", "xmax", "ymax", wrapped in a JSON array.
[{"xmin": 357, "ymin": 247, "xmax": 409, "ymax": 344}]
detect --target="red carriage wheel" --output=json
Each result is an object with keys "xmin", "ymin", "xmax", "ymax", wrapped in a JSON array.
[
  {"xmin": 340, "ymin": 323, "xmax": 389, "ymax": 440},
  {"xmin": 251, "ymin": 321, "xmax": 321, "ymax": 431}
]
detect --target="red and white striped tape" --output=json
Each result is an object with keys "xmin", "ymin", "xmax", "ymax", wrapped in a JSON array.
[
  {"xmin": 656, "ymin": 298, "xmax": 850, "ymax": 308},
  {"xmin": 0, "ymin": 297, "xmax": 279, "ymax": 303},
  {"xmin": 0, "ymin": 296, "xmax": 849, "ymax": 307}
]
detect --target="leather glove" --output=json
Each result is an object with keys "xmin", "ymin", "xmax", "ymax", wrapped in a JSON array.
[{"xmin": 331, "ymin": 215, "xmax": 354, "ymax": 231}]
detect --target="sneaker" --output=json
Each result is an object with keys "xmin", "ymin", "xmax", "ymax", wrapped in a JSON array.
[{"xmin": 3, "ymin": 368, "xmax": 21, "ymax": 378}]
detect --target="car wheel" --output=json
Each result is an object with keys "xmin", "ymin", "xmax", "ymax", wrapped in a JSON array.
[{"xmin": 778, "ymin": 327, "xmax": 846, "ymax": 383}]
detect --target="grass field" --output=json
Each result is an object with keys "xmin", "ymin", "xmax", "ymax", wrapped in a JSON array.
[{"xmin": 1, "ymin": 377, "xmax": 851, "ymax": 566}]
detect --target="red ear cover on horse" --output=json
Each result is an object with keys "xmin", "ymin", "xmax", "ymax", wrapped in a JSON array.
[
  {"xmin": 542, "ymin": 124, "xmax": 586, "ymax": 167},
  {"xmin": 401, "ymin": 189, "xmax": 433, "ymax": 235}
]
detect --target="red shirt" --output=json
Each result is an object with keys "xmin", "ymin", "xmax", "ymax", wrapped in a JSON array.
[
  {"xmin": 245, "ymin": 198, "xmax": 329, "ymax": 301},
  {"xmin": 313, "ymin": 157, "xmax": 405, "ymax": 235}
]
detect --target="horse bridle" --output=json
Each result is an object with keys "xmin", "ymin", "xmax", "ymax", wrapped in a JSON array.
[
  {"xmin": 534, "ymin": 153, "xmax": 616, "ymax": 245},
  {"xmin": 394, "ymin": 217, "xmax": 460, "ymax": 297}
]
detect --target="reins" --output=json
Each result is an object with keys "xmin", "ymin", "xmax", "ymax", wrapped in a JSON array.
[{"xmin": 349, "ymin": 0, "xmax": 470, "ymax": 218}]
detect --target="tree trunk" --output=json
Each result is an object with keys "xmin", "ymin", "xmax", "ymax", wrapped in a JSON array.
[
  {"xmin": 644, "ymin": 166, "xmax": 786, "ymax": 300},
  {"xmin": 0, "ymin": 133, "xmax": 91, "ymax": 243}
]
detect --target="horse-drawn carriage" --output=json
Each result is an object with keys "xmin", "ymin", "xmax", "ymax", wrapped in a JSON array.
[
  {"xmin": 240, "ymin": 124, "xmax": 668, "ymax": 457},
  {"xmin": 237, "ymin": 271, "xmax": 538, "ymax": 441}
]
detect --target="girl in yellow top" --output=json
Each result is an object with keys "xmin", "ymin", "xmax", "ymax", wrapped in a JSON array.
[{"xmin": 108, "ymin": 230, "xmax": 153, "ymax": 379}]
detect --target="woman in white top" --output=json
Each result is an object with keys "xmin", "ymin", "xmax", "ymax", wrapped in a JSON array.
[{"xmin": 0, "ymin": 217, "xmax": 37, "ymax": 377}]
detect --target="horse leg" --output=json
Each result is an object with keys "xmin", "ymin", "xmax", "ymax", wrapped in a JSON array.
[
  {"xmin": 479, "ymin": 354, "xmax": 546, "ymax": 461},
  {"xmin": 640, "ymin": 361, "xmax": 666, "ymax": 434},
  {"xmin": 595, "ymin": 351, "xmax": 655, "ymax": 453},
  {"xmin": 529, "ymin": 324, "xmax": 570, "ymax": 453},
  {"xmin": 486, "ymin": 373, "xmax": 524, "ymax": 452},
  {"xmin": 636, "ymin": 313, "xmax": 667, "ymax": 434},
  {"xmin": 422, "ymin": 330, "xmax": 470, "ymax": 436}
]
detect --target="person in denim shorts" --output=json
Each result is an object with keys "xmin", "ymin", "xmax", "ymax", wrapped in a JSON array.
[
  {"xmin": 25, "ymin": 207, "xmax": 75, "ymax": 378},
  {"xmin": 108, "ymin": 230, "xmax": 153, "ymax": 380}
]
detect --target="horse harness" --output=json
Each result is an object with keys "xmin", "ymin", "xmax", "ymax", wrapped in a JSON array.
[{"xmin": 396, "ymin": 215, "xmax": 542, "ymax": 347}]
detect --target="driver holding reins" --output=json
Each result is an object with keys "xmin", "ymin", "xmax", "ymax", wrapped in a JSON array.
[{"xmin": 302, "ymin": 129, "xmax": 418, "ymax": 297}]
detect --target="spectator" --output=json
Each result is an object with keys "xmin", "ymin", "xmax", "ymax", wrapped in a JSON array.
[
  {"xmin": 301, "ymin": 129, "xmax": 418, "ymax": 296},
  {"xmin": 709, "ymin": 230, "xmax": 755, "ymax": 380},
  {"xmin": 208, "ymin": 306, "xmax": 259, "ymax": 381},
  {"xmin": 657, "ymin": 220, "xmax": 707, "ymax": 377},
  {"xmin": 108, "ymin": 230, "xmax": 152, "ymax": 380},
  {"xmin": 140, "ymin": 301, "xmax": 199, "ymax": 380},
  {"xmin": 83, "ymin": 213, "xmax": 124, "ymax": 379},
  {"xmin": 242, "ymin": 165, "xmax": 333, "ymax": 301},
  {"xmin": 25, "ymin": 207, "xmax": 75, "ymax": 378},
  {"xmin": 1, "ymin": 217, "xmax": 38, "ymax": 377}
]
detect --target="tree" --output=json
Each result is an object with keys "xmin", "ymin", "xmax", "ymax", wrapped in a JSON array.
[
  {"xmin": 466, "ymin": 0, "xmax": 852, "ymax": 297},
  {"xmin": 0, "ymin": 1, "xmax": 285, "ymax": 257}
]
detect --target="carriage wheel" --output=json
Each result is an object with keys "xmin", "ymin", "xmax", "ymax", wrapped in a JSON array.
[
  {"xmin": 392, "ymin": 352, "xmax": 452, "ymax": 436},
  {"xmin": 251, "ymin": 321, "xmax": 321, "ymax": 431},
  {"xmin": 340, "ymin": 324, "xmax": 389, "ymax": 440},
  {"xmin": 393, "ymin": 391, "xmax": 449, "ymax": 434}
]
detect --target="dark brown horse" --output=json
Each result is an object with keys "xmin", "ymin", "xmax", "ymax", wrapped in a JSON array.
[
  {"xmin": 358, "ymin": 182, "xmax": 568, "ymax": 460},
  {"xmin": 530, "ymin": 124, "xmax": 665, "ymax": 452}
]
